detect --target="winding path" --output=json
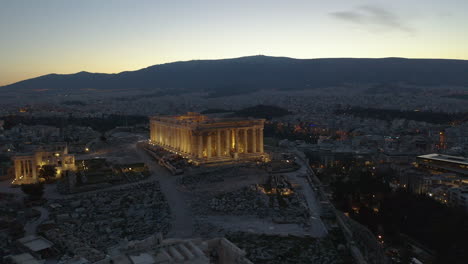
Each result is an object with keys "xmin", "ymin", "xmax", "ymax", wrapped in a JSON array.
[
  {"xmin": 24, "ymin": 206, "xmax": 49, "ymax": 236},
  {"xmin": 135, "ymin": 145, "xmax": 194, "ymax": 238}
]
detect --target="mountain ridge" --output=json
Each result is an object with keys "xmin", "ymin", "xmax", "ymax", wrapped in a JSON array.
[{"xmin": 3, "ymin": 55, "xmax": 468, "ymax": 93}]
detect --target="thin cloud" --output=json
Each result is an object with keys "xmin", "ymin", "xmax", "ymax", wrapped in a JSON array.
[
  {"xmin": 330, "ymin": 5, "xmax": 414, "ymax": 34},
  {"xmin": 332, "ymin": 11, "xmax": 363, "ymax": 23}
]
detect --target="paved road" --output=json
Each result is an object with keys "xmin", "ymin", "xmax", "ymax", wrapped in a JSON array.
[
  {"xmin": 24, "ymin": 206, "xmax": 49, "ymax": 236},
  {"xmin": 286, "ymin": 152, "xmax": 328, "ymax": 238},
  {"xmin": 135, "ymin": 145, "xmax": 194, "ymax": 238}
]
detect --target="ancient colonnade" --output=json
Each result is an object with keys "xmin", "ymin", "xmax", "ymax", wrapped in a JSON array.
[
  {"xmin": 13, "ymin": 158, "xmax": 37, "ymax": 183},
  {"xmin": 150, "ymin": 123, "xmax": 264, "ymax": 159}
]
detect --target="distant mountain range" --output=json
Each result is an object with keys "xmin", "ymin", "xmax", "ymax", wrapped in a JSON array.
[{"xmin": 2, "ymin": 56, "xmax": 468, "ymax": 96}]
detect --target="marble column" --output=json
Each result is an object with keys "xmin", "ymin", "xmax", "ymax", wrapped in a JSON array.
[
  {"xmin": 164, "ymin": 126, "xmax": 167, "ymax": 146},
  {"xmin": 157, "ymin": 124, "xmax": 160, "ymax": 143},
  {"xmin": 167, "ymin": 126, "xmax": 170, "ymax": 146},
  {"xmin": 154, "ymin": 123, "xmax": 158, "ymax": 143},
  {"xmin": 170, "ymin": 127, "xmax": 174, "ymax": 147},
  {"xmin": 27, "ymin": 160, "xmax": 31, "ymax": 178},
  {"xmin": 243, "ymin": 128, "xmax": 248, "ymax": 153},
  {"xmin": 170, "ymin": 126, "xmax": 173, "ymax": 147},
  {"xmin": 177, "ymin": 128, "xmax": 181, "ymax": 151},
  {"xmin": 178, "ymin": 128, "xmax": 182, "ymax": 151},
  {"xmin": 225, "ymin": 130, "xmax": 230, "ymax": 155},
  {"xmin": 180, "ymin": 128, "xmax": 184, "ymax": 152},
  {"xmin": 14, "ymin": 160, "xmax": 20, "ymax": 181},
  {"xmin": 169, "ymin": 126, "xmax": 172, "ymax": 146},
  {"xmin": 23, "ymin": 160, "xmax": 26, "ymax": 179},
  {"xmin": 207, "ymin": 133, "xmax": 212, "ymax": 158},
  {"xmin": 151, "ymin": 123, "xmax": 158, "ymax": 143},
  {"xmin": 185, "ymin": 129, "xmax": 189, "ymax": 153},
  {"xmin": 179, "ymin": 128, "xmax": 183, "ymax": 151},
  {"xmin": 174, "ymin": 128, "xmax": 177, "ymax": 150},
  {"xmin": 150, "ymin": 123, "xmax": 154, "ymax": 142},
  {"xmin": 176, "ymin": 127, "xmax": 178, "ymax": 149},
  {"xmin": 252, "ymin": 128, "xmax": 257, "ymax": 153},
  {"xmin": 216, "ymin": 130, "xmax": 221, "ymax": 157},
  {"xmin": 179, "ymin": 128, "xmax": 183, "ymax": 152},
  {"xmin": 183, "ymin": 129, "xmax": 186, "ymax": 152},
  {"xmin": 31, "ymin": 160, "xmax": 37, "ymax": 181},
  {"xmin": 187, "ymin": 130, "xmax": 192, "ymax": 154},
  {"xmin": 182, "ymin": 129, "xmax": 186, "ymax": 153},
  {"xmin": 25, "ymin": 160, "xmax": 28, "ymax": 179},
  {"xmin": 20, "ymin": 160, "xmax": 24, "ymax": 178},
  {"xmin": 174, "ymin": 128, "xmax": 178, "ymax": 150},
  {"xmin": 18, "ymin": 160, "xmax": 22, "ymax": 180},
  {"xmin": 185, "ymin": 130, "xmax": 189, "ymax": 154},
  {"xmin": 259, "ymin": 128, "xmax": 264, "ymax": 152},
  {"xmin": 234, "ymin": 129, "xmax": 239, "ymax": 153},
  {"xmin": 198, "ymin": 134, "xmax": 203, "ymax": 158},
  {"xmin": 159, "ymin": 124, "xmax": 162, "ymax": 144}
]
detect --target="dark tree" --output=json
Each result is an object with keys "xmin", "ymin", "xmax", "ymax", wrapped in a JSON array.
[
  {"xmin": 39, "ymin": 165, "xmax": 56, "ymax": 182},
  {"xmin": 21, "ymin": 183, "xmax": 44, "ymax": 200}
]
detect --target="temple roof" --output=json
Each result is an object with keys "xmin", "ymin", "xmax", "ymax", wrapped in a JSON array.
[{"xmin": 150, "ymin": 112, "xmax": 264, "ymax": 128}]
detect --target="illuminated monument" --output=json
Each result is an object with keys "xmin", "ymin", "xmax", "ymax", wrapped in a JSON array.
[
  {"xmin": 149, "ymin": 112, "xmax": 267, "ymax": 164},
  {"xmin": 12, "ymin": 143, "xmax": 76, "ymax": 185}
]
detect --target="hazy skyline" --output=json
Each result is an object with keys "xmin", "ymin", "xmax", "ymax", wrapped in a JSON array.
[{"xmin": 1, "ymin": 0, "xmax": 468, "ymax": 86}]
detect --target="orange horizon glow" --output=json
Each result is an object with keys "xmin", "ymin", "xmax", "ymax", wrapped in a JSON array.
[{"xmin": 2, "ymin": 0, "xmax": 468, "ymax": 86}]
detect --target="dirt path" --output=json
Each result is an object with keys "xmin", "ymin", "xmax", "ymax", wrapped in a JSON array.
[
  {"xmin": 135, "ymin": 145, "xmax": 194, "ymax": 238},
  {"xmin": 24, "ymin": 206, "xmax": 49, "ymax": 235}
]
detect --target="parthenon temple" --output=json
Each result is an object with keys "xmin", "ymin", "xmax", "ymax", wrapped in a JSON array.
[{"xmin": 149, "ymin": 112, "xmax": 267, "ymax": 164}]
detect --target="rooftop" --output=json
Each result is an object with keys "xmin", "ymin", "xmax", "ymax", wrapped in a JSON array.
[
  {"xmin": 18, "ymin": 235, "xmax": 54, "ymax": 252},
  {"xmin": 417, "ymin": 153, "xmax": 468, "ymax": 166},
  {"xmin": 150, "ymin": 112, "xmax": 264, "ymax": 128}
]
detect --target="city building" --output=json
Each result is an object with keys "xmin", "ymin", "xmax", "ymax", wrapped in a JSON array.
[
  {"xmin": 395, "ymin": 154, "xmax": 468, "ymax": 204},
  {"xmin": 448, "ymin": 186, "xmax": 468, "ymax": 212},
  {"xmin": 149, "ymin": 112, "xmax": 266, "ymax": 165},
  {"xmin": 416, "ymin": 153, "xmax": 468, "ymax": 176},
  {"xmin": 438, "ymin": 131, "xmax": 447, "ymax": 150},
  {"xmin": 11, "ymin": 143, "xmax": 76, "ymax": 185}
]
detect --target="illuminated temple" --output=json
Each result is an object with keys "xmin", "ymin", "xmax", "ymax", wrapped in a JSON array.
[
  {"xmin": 149, "ymin": 112, "xmax": 267, "ymax": 164},
  {"xmin": 12, "ymin": 144, "xmax": 76, "ymax": 185}
]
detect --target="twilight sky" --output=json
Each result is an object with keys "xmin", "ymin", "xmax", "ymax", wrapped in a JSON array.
[{"xmin": 1, "ymin": 0, "xmax": 467, "ymax": 86}]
